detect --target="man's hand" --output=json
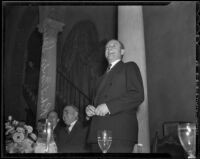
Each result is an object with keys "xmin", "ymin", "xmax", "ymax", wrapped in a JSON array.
[
  {"xmin": 85, "ymin": 105, "xmax": 96, "ymax": 117},
  {"xmin": 95, "ymin": 103, "xmax": 110, "ymax": 116}
]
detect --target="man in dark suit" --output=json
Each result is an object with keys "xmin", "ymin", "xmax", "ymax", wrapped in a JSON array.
[
  {"xmin": 86, "ymin": 39, "xmax": 144, "ymax": 153},
  {"xmin": 54, "ymin": 105, "xmax": 89, "ymax": 153}
]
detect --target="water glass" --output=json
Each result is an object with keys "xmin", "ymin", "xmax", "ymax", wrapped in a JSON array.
[
  {"xmin": 178, "ymin": 123, "xmax": 196, "ymax": 159},
  {"xmin": 97, "ymin": 130, "xmax": 112, "ymax": 153}
]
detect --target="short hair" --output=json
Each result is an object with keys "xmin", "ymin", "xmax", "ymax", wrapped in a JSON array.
[
  {"xmin": 37, "ymin": 118, "xmax": 46, "ymax": 124},
  {"xmin": 47, "ymin": 110, "xmax": 58, "ymax": 118},
  {"xmin": 107, "ymin": 39, "xmax": 125, "ymax": 50},
  {"xmin": 63, "ymin": 105, "xmax": 79, "ymax": 113},
  {"xmin": 37, "ymin": 118, "xmax": 46, "ymax": 123}
]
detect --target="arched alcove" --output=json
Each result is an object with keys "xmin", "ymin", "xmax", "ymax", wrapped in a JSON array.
[{"xmin": 24, "ymin": 28, "xmax": 42, "ymax": 94}]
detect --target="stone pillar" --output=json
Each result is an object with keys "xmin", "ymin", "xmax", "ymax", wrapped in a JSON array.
[
  {"xmin": 118, "ymin": 6, "xmax": 150, "ymax": 152},
  {"xmin": 36, "ymin": 18, "xmax": 64, "ymax": 120}
]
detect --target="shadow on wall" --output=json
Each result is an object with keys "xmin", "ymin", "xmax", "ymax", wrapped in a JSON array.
[{"xmin": 56, "ymin": 20, "xmax": 108, "ymax": 120}]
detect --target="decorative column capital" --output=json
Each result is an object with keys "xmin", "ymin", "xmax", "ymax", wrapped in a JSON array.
[
  {"xmin": 37, "ymin": 18, "xmax": 65, "ymax": 51},
  {"xmin": 38, "ymin": 18, "xmax": 65, "ymax": 36}
]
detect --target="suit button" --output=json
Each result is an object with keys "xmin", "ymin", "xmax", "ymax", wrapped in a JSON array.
[
  {"xmin": 109, "ymin": 82, "xmax": 112, "ymax": 86},
  {"xmin": 104, "ymin": 95, "xmax": 108, "ymax": 98}
]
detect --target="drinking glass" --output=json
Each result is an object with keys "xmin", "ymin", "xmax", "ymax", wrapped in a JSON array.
[
  {"xmin": 134, "ymin": 143, "xmax": 143, "ymax": 153},
  {"xmin": 97, "ymin": 130, "xmax": 112, "ymax": 153},
  {"xmin": 178, "ymin": 123, "xmax": 196, "ymax": 159}
]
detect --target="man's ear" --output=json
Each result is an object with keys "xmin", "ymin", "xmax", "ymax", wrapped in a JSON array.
[{"xmin": 121, "ymin": 49, "xmax": 125, "ymax": 56}]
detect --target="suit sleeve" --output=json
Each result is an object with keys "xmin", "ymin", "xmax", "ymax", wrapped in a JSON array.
[{"xmin": 106, "ymin": 62, "xmax": 144, "ymax": 115}]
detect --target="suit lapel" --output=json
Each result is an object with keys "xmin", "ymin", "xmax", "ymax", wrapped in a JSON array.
[
  {"xmin": 95, "ymin": 61, "xmax": 124, "ymax": 104},
  {"xmin": 106, "ymin": 61, "xmax": 124, "ymax": 83},
  {"xmin": 95, "ymin": 74, "xmax": 109, "ymax": 101},
  {"xmin": 95, "ymin": 75, "xmax": 106, "ymax": 95},
  {"xmin": 67, "ymin": 121, "xmax": 79, "ymax": 139}
]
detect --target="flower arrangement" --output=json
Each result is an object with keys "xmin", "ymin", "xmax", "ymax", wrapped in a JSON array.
[{"xmin": 5, "ymin": 116, "xmax": 37, "ymax": 153}]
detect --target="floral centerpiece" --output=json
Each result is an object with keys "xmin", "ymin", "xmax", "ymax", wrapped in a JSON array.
[{"xmin": 5, "ymin": 116, "xmax": 37, "ymax": 153}]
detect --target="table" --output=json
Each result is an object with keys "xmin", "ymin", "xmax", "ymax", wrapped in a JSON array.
[{"xmin": 34, "ymin": 138, "xmax": 57, "ymax": 153}]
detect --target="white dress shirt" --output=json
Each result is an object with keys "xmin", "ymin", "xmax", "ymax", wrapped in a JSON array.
[
  {"xmin": 109, "ymin": 59, "xmax": 121, "ymax": 70},
  {"xmin": 68, "ymin": 120, "xmax": 77, "ymax": 132}
]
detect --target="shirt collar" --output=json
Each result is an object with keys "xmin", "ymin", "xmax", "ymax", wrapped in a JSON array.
[
  {"xmin": 68, "ymin": 120, "xmax": 77, "ymax": 132},
  {"xmin": 110, "ymin": 59, "xmax": 121, "ymax": 69}
]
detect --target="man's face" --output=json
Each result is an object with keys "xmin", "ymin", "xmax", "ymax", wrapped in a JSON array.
[
  {"xmin": 63, "ymin": 106, "xmax": 78, "ymax": 125},
  {"xmin": 47, "ymin": 112, "xmax": 59, "ymax": 127},
  {"xmin": 105, "ymin": 40, "xmax": 124, "ymax": 63}
]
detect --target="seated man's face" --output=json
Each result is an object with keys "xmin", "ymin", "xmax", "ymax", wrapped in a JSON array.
[
  {"xmin": 63, "ymin": 106, "xmax": 78, "ymax": 125},
  {"xmin": 36, "ymin": 119, "xmax": 46, "ymax": 134},
  {"xmin": 47, "ymin": 111, "xmax": 59, "ymax": 127}
]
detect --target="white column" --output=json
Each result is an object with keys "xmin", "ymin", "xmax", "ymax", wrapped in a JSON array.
[
  {"xmin": 118, "ymin": 6, "xmax": 150, "ymax": 152},
  {"xmin": 36, "ymin": 18, "xmax": 64, "ymax": 120}
]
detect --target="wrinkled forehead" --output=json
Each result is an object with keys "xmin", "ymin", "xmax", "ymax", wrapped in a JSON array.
[{"xmin": 106, "ymin": 40, "xmax": 121, "ymax": 48}]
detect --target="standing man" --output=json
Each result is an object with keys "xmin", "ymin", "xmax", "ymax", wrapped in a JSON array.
[
  {"xmin": 86, "ymin": 39, "xmax": 144, "ymax": 152},
  {"xmin": 54, "ymin": 105, "xmax": 89, "ymax": 153}
]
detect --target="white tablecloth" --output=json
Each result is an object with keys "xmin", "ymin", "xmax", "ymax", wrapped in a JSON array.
[{"xmin": 34, "ymin": 140, "xmax": 57, "ymax": 153}]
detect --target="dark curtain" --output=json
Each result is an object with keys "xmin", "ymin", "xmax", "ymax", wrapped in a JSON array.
[
  {"xmin": 25, "ymin": 28, "xmax": 42, "ymax": 94},
  {"xmin": 23, "ymin": 28, "xmax": 42, "ymax": 126}
]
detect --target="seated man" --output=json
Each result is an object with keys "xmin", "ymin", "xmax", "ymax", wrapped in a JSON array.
[
  {"xmin": 54, "ymin": 105, "xmax": 89, "ymax": 153},
  {"xmin": 47, "ymin": 110, "xmax": 60, "ymax": 131},
  {"xmin": 36, "ymin": 111, "xmax": 60, "ymax": 137}
]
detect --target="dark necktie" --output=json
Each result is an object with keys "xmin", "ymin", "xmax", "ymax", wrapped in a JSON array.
[
  {"xmin": 65, "ymin": 124, "xmax": 70, "ymax": 134},
  {"xmin": 106, "ymin": 64, "xmax": 112, "ymax": 73}
]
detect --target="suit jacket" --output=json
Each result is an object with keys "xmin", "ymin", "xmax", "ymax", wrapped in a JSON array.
[
  {"xmin": 54, "ymin": 120, "xmax": 89, "ymax": 153},
  {"xmin": 88, "ymin": 61, "xmax": 144, "ymax": 143}
]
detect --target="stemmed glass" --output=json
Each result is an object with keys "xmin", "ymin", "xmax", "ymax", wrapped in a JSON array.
[
  {"xmin": 178, "ymin": 123, "xmax": 196, "ymax": 159},
  {"xmin": 97, "ymin": 130, "xmax": 112, "ymax": 153}
]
